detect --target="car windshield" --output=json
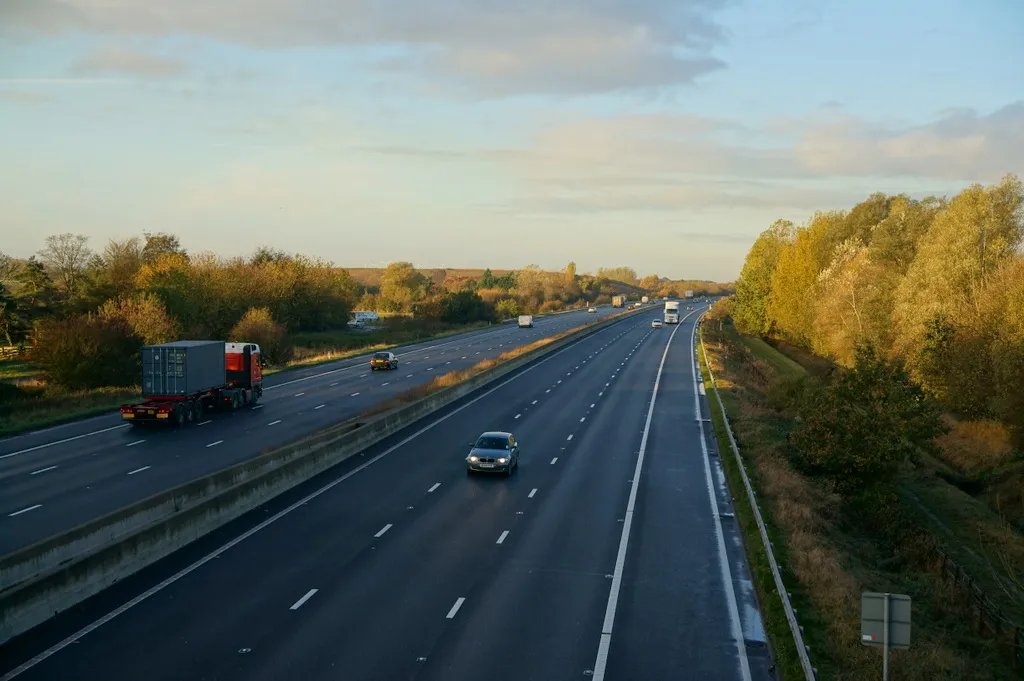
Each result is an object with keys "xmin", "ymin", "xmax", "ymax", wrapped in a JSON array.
[
  {"xmin": 373, "ymin": 353, "xmax": 389, "ymax": 359},
  {"xmin": 475, "ymin": 436, "xmax": 509, "ymax": 450}
]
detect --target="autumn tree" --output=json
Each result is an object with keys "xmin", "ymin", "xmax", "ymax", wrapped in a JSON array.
[
  {"xmin": 32, "ymin": 315, "xmax": 142, "ymax": 390},
  {"xmin": 38, "ymin": 233, "xmax": 93, "ymax": 298},
  {"xmin": 596, "ymin": 266, "xmax": 638, "ymax": 285},
  {"xmin": 380, "ymin": 262, "xmax": 430, "ymax": 309},
  {"xmin": 733, "ymin": 220, "xmax": 793, "ymax": 335},
  {"xmin": 99, "ymin": 292, "xmax": 180, "ymax": 345},
  {"xmin": 230, "ymin": 307, "xmax": 293, "ymax": 366},
  {"xmin": 142, "ymin": 232, "xmax": 186, "ymax": 263},
  {"xmin": 639, "ymin": 274, "xmax": 661, "ymax": 291}
]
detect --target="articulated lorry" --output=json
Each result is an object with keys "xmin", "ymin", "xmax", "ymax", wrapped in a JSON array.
[
  {"xmin": 120, "ymin": 340, "xmax": 264, "ymax": 426},
  {"xmin": 664, "ymin": 301, "xmax": 680, "ymax": 324}
]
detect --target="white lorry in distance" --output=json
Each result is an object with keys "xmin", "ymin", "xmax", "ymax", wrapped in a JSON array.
[
  {"xmin": 685, "ymin": 290, "xmax": 694, "ymax": 298},
  {"xmin": 641, "ymin": 296, "xmax": 649, "ymax": 304},
  {"xmin": 664, "ymin": 301, "xmax": 680, "ymax": 324},
  {"xmin": 518, "ymin": 315, "xmax": 534, "ymax": 328}
]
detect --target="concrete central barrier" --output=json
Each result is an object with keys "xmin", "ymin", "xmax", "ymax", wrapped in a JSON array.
[{"xmin": 0, "ymin": 308, "xmax": 639, "ymax": 644}]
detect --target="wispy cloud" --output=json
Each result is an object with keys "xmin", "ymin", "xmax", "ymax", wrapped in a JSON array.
[{"xmin": 0, "ymin": 78, "xmax": 121, "ymax": 85}]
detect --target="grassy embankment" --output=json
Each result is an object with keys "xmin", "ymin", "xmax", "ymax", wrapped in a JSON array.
[{"xmin": 699, "ymin": 311, "xmax": 1023, "ymax": 680}]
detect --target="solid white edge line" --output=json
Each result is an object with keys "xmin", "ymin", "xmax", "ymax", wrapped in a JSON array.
[
  {"xmin": 374, "ymin": 523, "xmax": 393, "ymax": 538},
  {"xmin": 691, "ymin": 320, "xmax": 753, "ymax": 681},
  {"xmin": 0, "ymin": 312, "xmax": 631, "ymax": 681},
  {"xmin": 496, "ymin": 530, "xmax": 509, "ymax": 544},
  {"xmin": 289, "ymin": 588, "xmax": 318, "ymax": 610},
  {"xmin": 591, "ymin": 312, "xmax": 693, "ymax": 681},
  {"xmin": 446, "ymin": 597, "xmax": 466, "ymax": 619},
  {"xmin": 0, "ymin": 424, "xmax": 131, "ymax": 460}
]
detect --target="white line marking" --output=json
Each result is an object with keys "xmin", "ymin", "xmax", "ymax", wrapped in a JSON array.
[
  {"xmin": 330, "ymin": 382, "xmax": 338, "ymax": 386},
  {"xmin": 314, "ymin": 404, "xmax": 325, "ymax": 410},
  {"xmin": 546, "ymin": 389, "xmax": 551, "ymax": 393},
  {"xmin": 550, "ymin": 457, "xmax": 558, "ymax": 464},
  {"xmin": 351, "ymin": 392, "xmax": 360, "ymax": 397},
  {"xmin": 427, "ymin": 368, "xmax": 433, "ymax": 372},
  {"xmin": 528, "ymin": 488, "xmax": 537, "ymax": 498},
  {"xmin": 567, "ymin": 434, "xmax": 573, "ymax": 441},
  {"xmin": 268, "ymin": 420, "xmax": 282, "ymax": 426},
  {"xmin": 446, "ymin": 597, "xmax": 466, "ymax": 619},
  {"xmin": 197, "ymin": 420, "xmax": 212, "ymax": 426},
  {"xmin": 126, "ymin": 440, "xmax": 145, "ymax": 447},
  {"xmin": 206, "ymin": 440, "xmax": 223, "ymax": 448},
  {"xmin": 382, "ymin": 382, "xmax": 390, "ymax": 386},
  {"xmin": 557, "ymin": 380, "xmax": 562, "ymax": 384},
  {"xmin": 294, "ymin": 392, "xmax": 305, "ymax": 397},
  {"xmin": 289, "ymin": 588, "xmax": 318, "ymax": 610},
  {"xmin": 0, "ymin": 424, "xmax": 130, "ymax": 460},
  {"xmin": 580, "ymin": 417, "xmax": 586, "ymax": 422},
  {"xmin": 690, "ymin": 318, "xmax": 753, "ymax": 681},
  {"xmin": 590, "ymin": 404, "xmax": 595, "ymax": 408},
  {"xmin": 359, "ymin": 374, "xmax": 367, "ymax": 378},
  {"xmin": 0, "ymin": 318, "xmax": 629, "ymax": 681},
  {"xmin": 8, "ymin": 504, "xmax": 42, "ymax": 517},
  {"xmin": 592, "ymin": 312, "xmax": 712, "ymax": 681},
  {"xmin": 406, "ymin": 374, "xmax": 413, "ymax": 378},
  {"xmin": 375, "ymin": 524, "xmax": 393, "ymax": 538},
  {"xmin": 251, "ymin": 404, "xmax": 263, "ymax": 410},
  {"xmin": 514, "ymin": 413, "xmax": 521, "ymax": 419},
  {"xmin": 428, "ymin": 482, "xmax": 441, "ymax": 493},
  {"xmin": 496, "ymin": 530, "xmax": 509, "ymax": 544},
  {"xmin": 127, "ymin": 466, "xmax": 150, "ymax": 476},
  {"xmin": 531, "ymin": 400, "xmax": 537, "ymax": 405},
  {"xmin": 30, "ymin": 465, "xmax": 58, "ymax": 475}
]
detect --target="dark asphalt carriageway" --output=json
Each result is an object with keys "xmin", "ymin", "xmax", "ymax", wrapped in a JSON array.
[{"xmin": 1, "ymin": 306, "xmax": 773, "ymax": 681}]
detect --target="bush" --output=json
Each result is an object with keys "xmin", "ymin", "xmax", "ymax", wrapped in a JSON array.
[
  {"xmin": 230, "ymin": 307, "xmax": 294, "ymax": 366},
  {"xmin": 31, "ymin": 315, "xmax": 142, "ymax": 390},
  {"xmin": 441, "ymin": 290, "xmax": 492, "ymax": 324},
  {"xmin": 495, "ymin": 298, "xmax": 520, "ymax": 319},
  {"xmin": 790, "ymin": 344, "xmax": 947, "ymax": 493},
  {"xmin": 99, "ymin": 291, "xmax": 179, "ymax": 344}
]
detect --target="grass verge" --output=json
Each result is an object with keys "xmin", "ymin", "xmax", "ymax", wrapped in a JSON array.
[
  {"xmin": 0, "ymin": 386, "xmax": 139, "ymax": 437},
  {"xmin": 699, "ymin": 310, "xmax": 1023, "ymax": 680},
  {"xmin": 0, "ymin": 358, "xmax": 39, "ymax": 382}
]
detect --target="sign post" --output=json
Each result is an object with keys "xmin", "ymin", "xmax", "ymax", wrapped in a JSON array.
[{"xmin": 861, "ymin": 592, "xmax": 911, "ymax": 681}]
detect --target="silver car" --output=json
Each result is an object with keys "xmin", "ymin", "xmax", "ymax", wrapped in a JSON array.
[{"xmin": 467, "ymin": 431, "xmax": 520, "ymax": 476}]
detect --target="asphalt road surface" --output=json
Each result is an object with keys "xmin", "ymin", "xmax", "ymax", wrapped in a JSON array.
[
  {"xmin": 1, "ymin": 305, "xmax": 774, "ymax": 681},
  {"xmin": 0, "ymin": 307, "xmax": 628, "ymax": 555}
]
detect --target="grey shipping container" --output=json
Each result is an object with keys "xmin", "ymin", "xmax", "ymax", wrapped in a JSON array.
[{"xmin": 141, "ymin": 340, "xmax": 226, "ymax": 397}]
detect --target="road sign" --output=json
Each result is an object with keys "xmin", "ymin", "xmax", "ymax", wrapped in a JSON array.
[{"xmin": 861, "ymin": 592, "xmax": 911, "ymax": 681}]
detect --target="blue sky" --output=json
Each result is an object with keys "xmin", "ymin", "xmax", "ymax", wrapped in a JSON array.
[{"xmin": 1, "ymin": 0, "xmax": 1021, "ymax": 281}]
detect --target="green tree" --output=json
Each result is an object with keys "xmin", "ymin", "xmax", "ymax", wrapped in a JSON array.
[
  {"xmin": 732, "ymin": 220, "xmax": 793, "ymax": 335},
  {"xmin": 790, "ymin": 344, "xmax": 946, "ymax": 493},
  {"xmin": 495, "ymin": 298, "xmax": 520, "ymax": 319},
  {"xmin": 32, "ymin": 315, "xmax": 142, "ymax": 390},
  {"xmin": 380, "ymin": 261, "xmax": 430, "ymax": 309},
  {"xmin": 480, "ymin": 268, "xmax": 496, "ymax": 288},
  {"xmin": 142, "ymin": 232, "xmax": 186, "ymax": 263},
  {"xmin": 441, "ymin": 290, "xmax": 492, "ymax": 323}
]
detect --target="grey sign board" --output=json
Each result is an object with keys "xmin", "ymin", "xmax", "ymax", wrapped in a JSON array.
[{"xmin": 861, "ymin": 592, "xmax": 911, "ymax": 650}]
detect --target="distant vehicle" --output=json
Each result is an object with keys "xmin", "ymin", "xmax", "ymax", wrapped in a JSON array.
[
  {"xmin": 664, "ymin": 301, "xmax": 680, "ymax": 324},
  {"xmin": 467, "ymin": 431, "xmax": 520, "ymax": 476},
  {"xmin": 641, "ymin": 296, "xmax": 649, "ymax": 304},
  {"xmin": 587, "ymin": 306, "xmax": 597, "ymax": 313},
  {"xmin": 685, "ymin": 290, "xmax": 694, "ymax": 298},
  {"xmin": 652, "ymin": 319, "xmax": 663, "ymax": 328},
  {"xmin": 121, "ymin": 341, "xmax": 264, "ymax": 426},
  {"xmin": 370, "ymin": 351, "xmax": 398, "ymax": 371},
  {"xmin": 353, "ymin": 311, "xmax": 379, "ymax": 322},
  {"xmin": 347, "ymin": 319, "xmax": 365, "ymax": 329},
  {"xmin": 518, "ymin": 315, "xmax": 534, "ymax": 328},
  {"xmin": 612, "ymin": 295, "xmax": 625, "ymax": 308}
]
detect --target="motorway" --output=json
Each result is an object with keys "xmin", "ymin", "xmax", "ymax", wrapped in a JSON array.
[
  {"xmin": 0, "ymin": 305, "xmax": 774, "ymax": 681},
  {"xmin": 0, "ymin": 307, "xmax": 622, "ymax": 555}
]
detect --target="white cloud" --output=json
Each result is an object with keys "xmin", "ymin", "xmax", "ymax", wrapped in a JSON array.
[
  {"xmin": 0, "ymin": 0, "xmax": 730, "ymax": 96},
  {"xmin": 73, "ymin": 47, "xmax": 185, "ymax": 77}
]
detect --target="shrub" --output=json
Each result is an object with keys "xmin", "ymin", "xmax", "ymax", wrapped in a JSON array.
[
  {"xmin": 230, "ymin": 307, "xmax": 293, "ymax": 366},
  {"xmin": 495, "ymin": 298, "xmax": 520, "ymax": 319},
  {"xmin": 790, "ymin": 344, "xmax": 947, "ymax": 493},
  {"xmin": 98, "ymin": 291, "xmax": 179, "ymax": 344},
  {"xmin": 441, "ymin": 290, "xmax": 492, "ymax": 324},
  {"xmin": 31, "ymin": 315, "xmax": 142, "ymax": 390}
]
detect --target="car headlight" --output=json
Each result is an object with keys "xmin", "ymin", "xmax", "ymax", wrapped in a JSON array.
[
  {"xmin": 469, "ymin": 455, "xmax": 479, "ymax": 462},
  {"xmin": 498, "ymin": 457, "xmax": 507, "ymax": 464}
]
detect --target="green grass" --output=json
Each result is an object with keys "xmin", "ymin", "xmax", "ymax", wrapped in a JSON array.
[
  {"xmin": 698, "ymin": 331, "xmax": 812, "ymax": 681},
  {"xmin": 738, "ymin": 334, "xmax": 807, "ymax": 380},
  {"xmin": 0, "ymin": 386, "xmax": 140, "ymax": 436},
  {"xmin": 0, "ymin": 358, "xmax": 38, "ymax": 382}
]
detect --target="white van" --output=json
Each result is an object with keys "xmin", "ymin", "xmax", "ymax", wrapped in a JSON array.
[{"xmin": 518, "ymin": 315, "xmax": 534, "ymax": 328}]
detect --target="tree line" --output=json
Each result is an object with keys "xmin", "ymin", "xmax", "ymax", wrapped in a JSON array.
[{"xmin": 731, "ymin": 173, "xmax": 1024, "ymax": 446}]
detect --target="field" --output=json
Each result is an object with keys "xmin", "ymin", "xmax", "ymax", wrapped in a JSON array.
[{"xmin": 699, "ymin": 312, "xmax": 1024, "ymax": 680}]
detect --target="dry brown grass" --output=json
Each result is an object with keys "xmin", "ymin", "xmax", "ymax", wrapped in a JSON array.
[
  {"xmin": 937, "ymin": 417, "xmax": 1017, "ymax": 476},
  {"xmin": 702, "ymin": 316, "xmax": 1021, "ymax": 680}
]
